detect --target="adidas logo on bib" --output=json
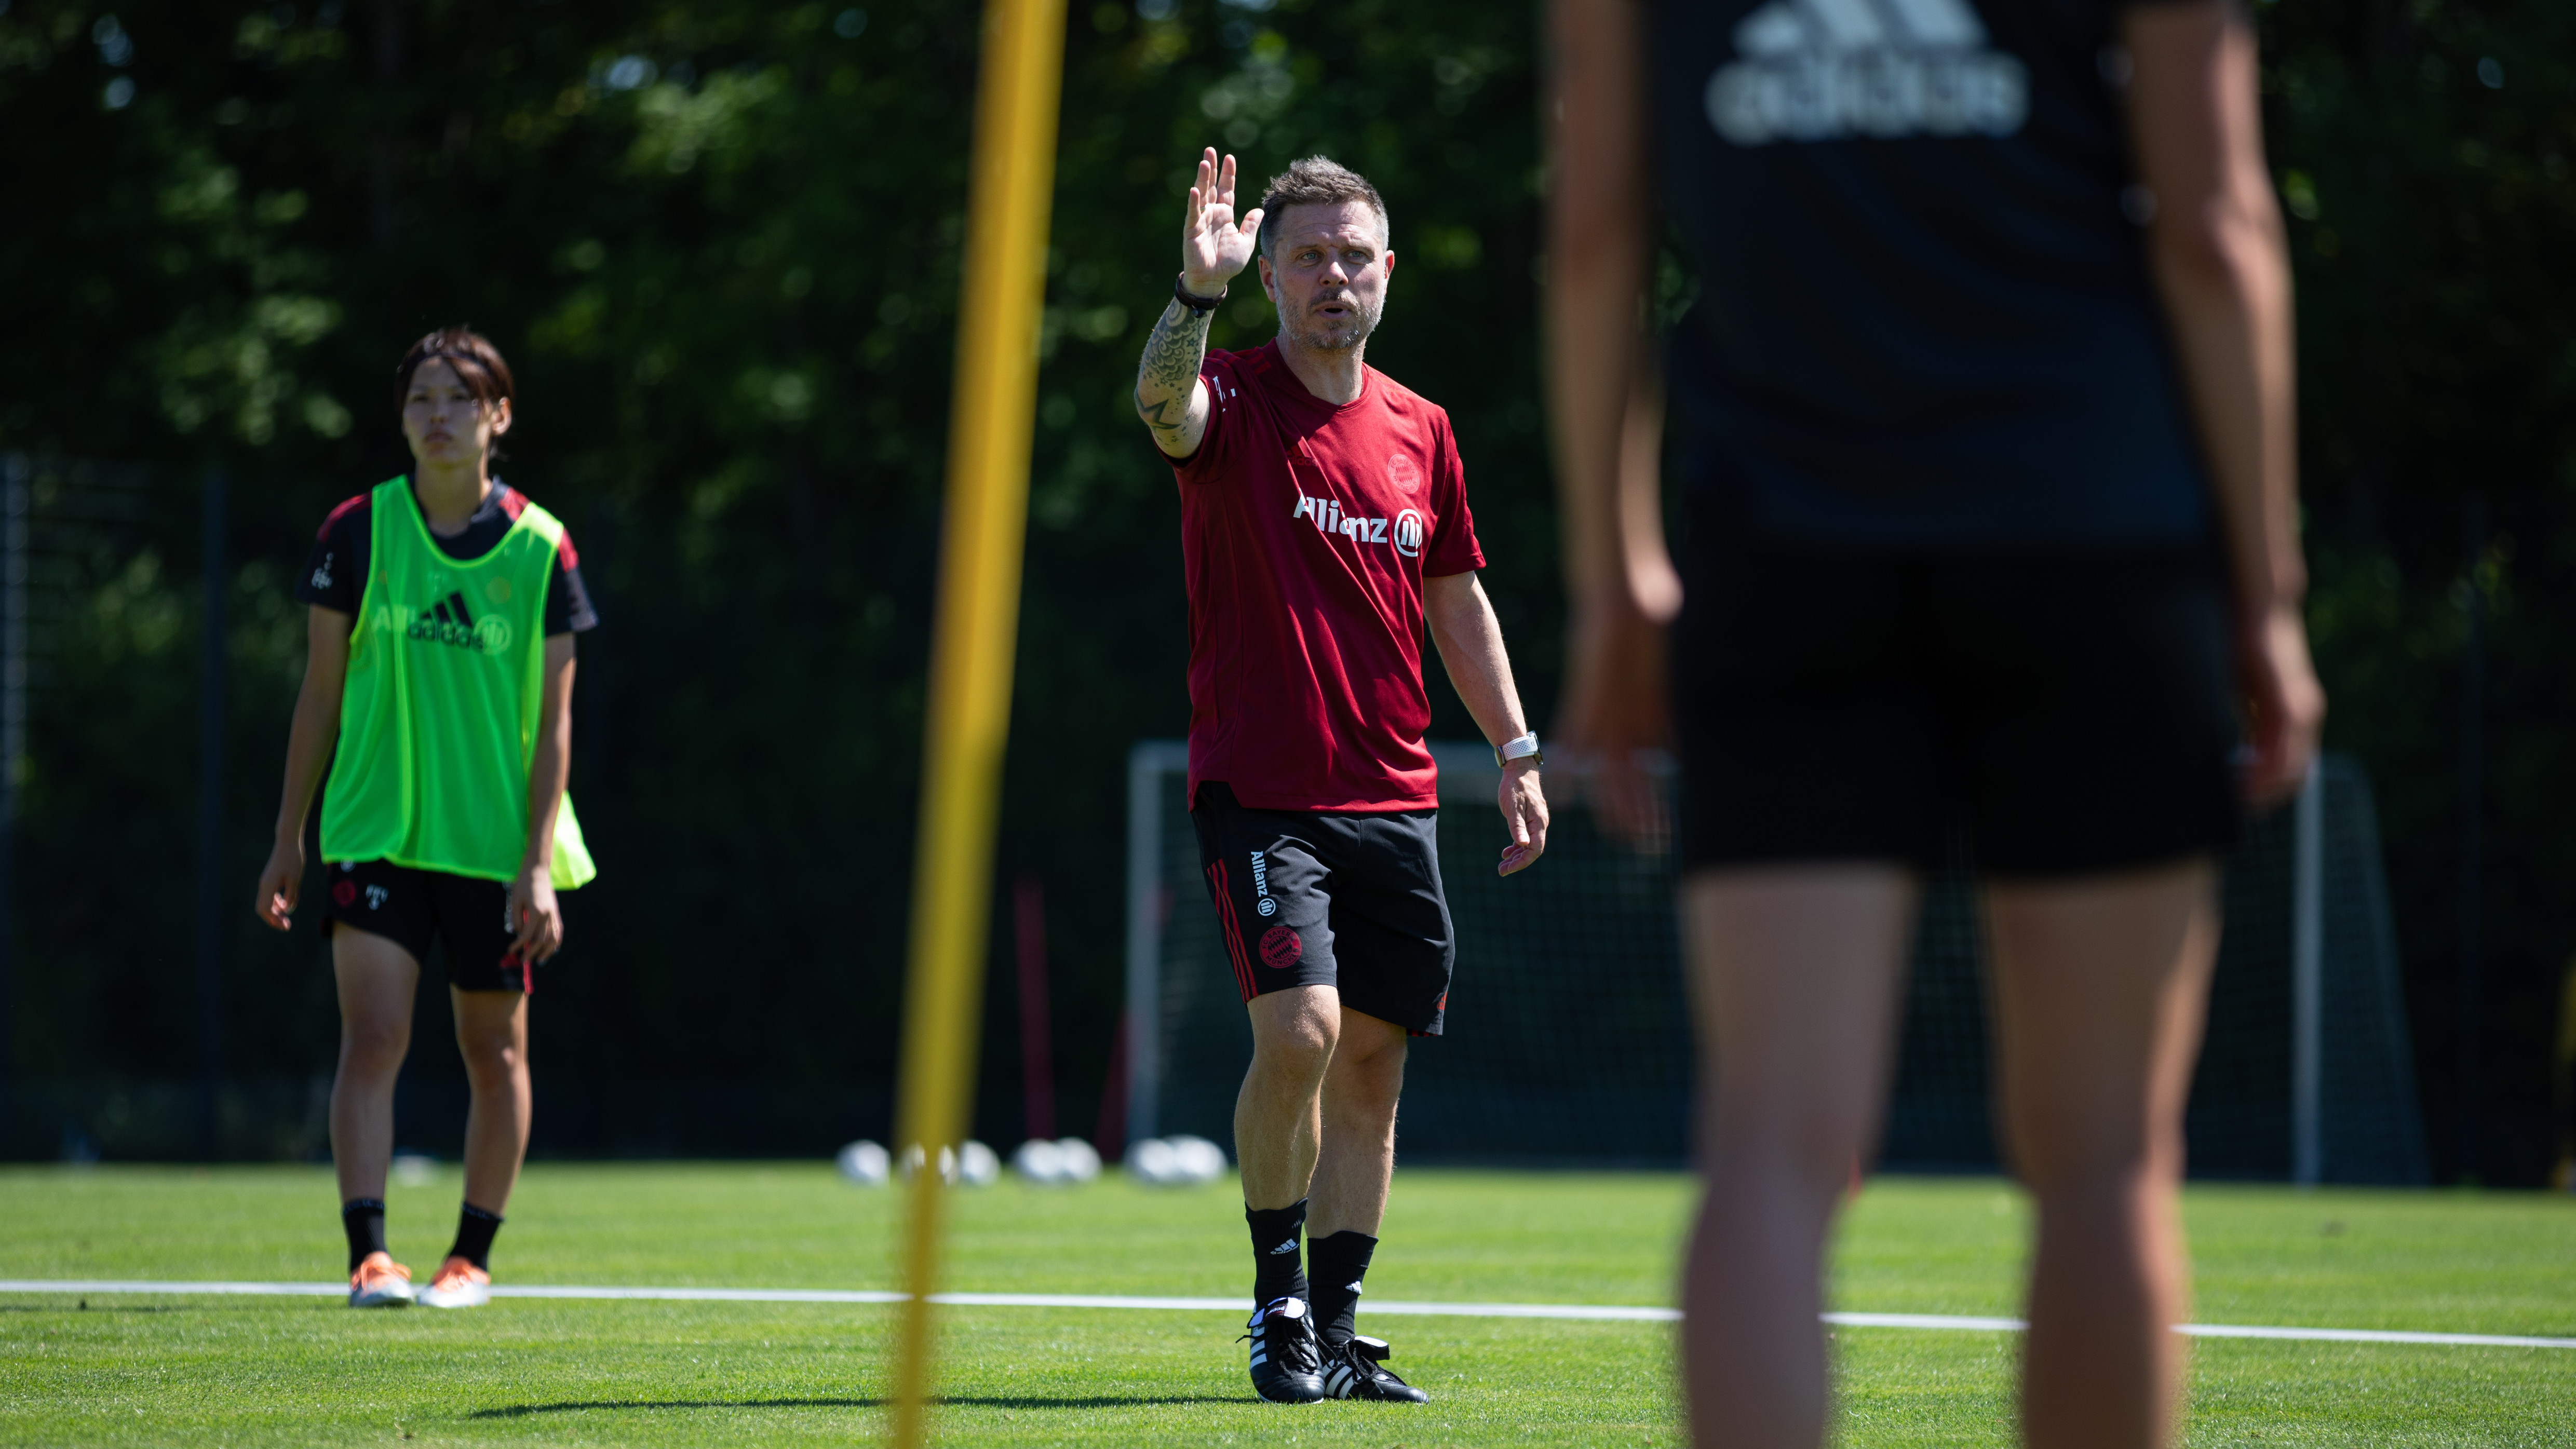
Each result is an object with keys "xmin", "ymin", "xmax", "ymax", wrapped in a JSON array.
[
  {"xmin": 404, "ymin": 588, "xmax": 513, "ymax": 654},
  {"xmin": 1707, "ymin": 0, "xmax": 2028, "ymax": 147}
]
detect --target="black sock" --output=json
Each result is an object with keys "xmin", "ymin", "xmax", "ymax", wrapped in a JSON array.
[
  {"xmin": 1246, "ymin": 1199, "xmax": 1310, "ymax": 1309},
  {"xmin": 341, "ymin": 1198, "xmax": 388, "ymax": 1273},
  {"xmin": 448, "ymin": 1202, "xmax": 505, "ymax": 1270},
  {"xmin": 1307, "ymin": 1230, "xmax": 1378, "ymax": 1345}
]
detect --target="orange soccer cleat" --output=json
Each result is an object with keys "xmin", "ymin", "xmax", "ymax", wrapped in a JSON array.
[
  {"xmin": 347, "ymin": 1251, "xmax": 415, "ymax": 1308},
  {"xmin": 417, "ymin": 1255, "xmax": 492, "ymax": 1309}
]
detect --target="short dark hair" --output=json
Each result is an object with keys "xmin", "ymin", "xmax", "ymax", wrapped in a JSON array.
[
  {"xmin": 394, "ymin": 327, "xmax": 515, "ymax": 413},
  {"xmin": 1256, "ymin": 156, "xmax": 1389, "ymax": 259}
]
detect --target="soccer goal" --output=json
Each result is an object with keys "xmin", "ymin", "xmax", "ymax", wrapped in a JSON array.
[{"xmin": 1124, "ymin": 743, "xmax": 2431, "ymax": 1183}]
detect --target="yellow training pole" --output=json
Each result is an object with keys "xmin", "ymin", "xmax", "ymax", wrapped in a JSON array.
[{"xmin": 887, "ymin": 0, "xmax": 1066, "ymax": 1443}]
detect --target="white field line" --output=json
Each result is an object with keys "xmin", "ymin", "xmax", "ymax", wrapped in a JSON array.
[{"xmin": 2, "ymin": 1281, "xmax": 2570, "ymax": 1350}]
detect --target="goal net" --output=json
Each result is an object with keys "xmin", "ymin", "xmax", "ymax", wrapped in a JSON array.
[{"xmin": 1124, "ymin": 744, "xmax": 2430, "ymax": 1183}]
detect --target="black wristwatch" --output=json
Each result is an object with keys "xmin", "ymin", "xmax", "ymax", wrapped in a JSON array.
[{"xmin": 1174, "ymin": 275, "xmax": 1226, "ymax": 314}]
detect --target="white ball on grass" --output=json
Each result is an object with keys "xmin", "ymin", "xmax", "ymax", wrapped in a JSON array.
[
  {"xmin": 835, "ymin": 1140, "xmax": 891, "ymax": 1186},
  {"xmin": 1126, "ymin": 1137, "xmax": 1179, "ymax": 1184},
  {"xmin": 957, "ymin": 1140, "xmax": 1001, "ymax": 1187},
  {"xmin": 1013, "ymin": 1139, "xmax": 1068, "ymax": 1184},
  {"xmin": 1167, "ymin": 1134, "xmax": 1229, "ymax": 1185},
  {"xmin": 1053, "ymin": 1138, "xmax": 1102, "ymax": 1183}
]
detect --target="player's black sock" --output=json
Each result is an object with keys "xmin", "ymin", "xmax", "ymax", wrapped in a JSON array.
[
  {"xmin": 448, "ymin": 1202, "xmax": 505, "ymax": 1270},
  {"xmin": 1306, "ymin": 1230, "xmax": 1377, "ymax": 1346},
  {"xmin": 341, "ymin": 1198, "xmax": 388, "ymax": 1272},
  {"xmin": 1246, "ymin": 1199, "xmax": 1310, "ymax": 1308}
]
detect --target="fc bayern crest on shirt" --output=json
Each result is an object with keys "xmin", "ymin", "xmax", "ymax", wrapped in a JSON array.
[{"xmin": 1386, "ymin": 452, "xmax": 1423, "ymax": 495}]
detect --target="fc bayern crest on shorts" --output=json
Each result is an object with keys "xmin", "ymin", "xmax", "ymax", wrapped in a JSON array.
[
  {"xmin": 1259, "ymin": 925, "xmax": 1303, "ymax": 970},
  {"xmin": 1190, "ymin": 781, "xmax": 1456, "ymax": 1036}
]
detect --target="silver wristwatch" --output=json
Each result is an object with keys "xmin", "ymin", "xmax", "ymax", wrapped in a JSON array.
[{"xmin": 1494, "ymin": 732, "xmax": 1543, "ymax": 768}]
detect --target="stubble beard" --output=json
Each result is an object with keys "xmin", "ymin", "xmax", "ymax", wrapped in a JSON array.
[{"xmin": 1279, "ymin": 289, "xmax": 1382, "ymax": 357}]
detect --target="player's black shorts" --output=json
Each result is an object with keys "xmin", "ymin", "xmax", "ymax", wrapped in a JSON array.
[
  {"xmin": 1673, "ymin": 520, "xmax": 2242, "ymax": 877},
  {"xmin": 322, "ymin": 859, "xmax": 533, "ymax": 993},
  {"xmin": 1190, "ymin": 782, "xmax": 1456, "ymax": 1036}
]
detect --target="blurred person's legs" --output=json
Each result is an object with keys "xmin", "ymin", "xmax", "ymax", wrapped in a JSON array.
[
  {"xmin": 1665, "ymin": 518, "xmax": 2239, "ymax": 1448},
  {"xmin": 329, "ymin": 926, "xmax": 419, "ymax": 1204},
  {"xmin": 1679, "ymin": 868, "xmax": 1917, "ymax": 1449},
  {"xmin": 1988, "ymin": 861, "xmax": 2217, "ymax": 1449}
]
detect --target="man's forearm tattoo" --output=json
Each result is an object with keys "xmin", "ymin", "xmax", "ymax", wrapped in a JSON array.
[{"xmin": 1134, "ymin": 299, "xmax": 1213, "ymax": 442}]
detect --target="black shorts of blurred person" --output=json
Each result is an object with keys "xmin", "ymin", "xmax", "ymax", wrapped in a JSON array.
[
  {"xmin": 1545, "ymin": 4, "xmax": 2324, "ymax": 1449},
  {"xmin": 252, "ymin": 329, "xmax": 581, "ymax": 1288}
]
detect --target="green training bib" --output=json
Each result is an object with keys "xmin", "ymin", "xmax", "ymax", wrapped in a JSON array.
[{"xmin": 319, "ymin": 477, "xmax": 597, "ymax": 888}]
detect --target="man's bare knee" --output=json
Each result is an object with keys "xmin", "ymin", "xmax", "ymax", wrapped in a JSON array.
[
  {"xmin": 1248, "ymin": 988, "xmax": 1340, "ymax": 1078},
  {"xmin": 1323, "ymin": 1027, "xmax": 1404, "ymax": 1111}
]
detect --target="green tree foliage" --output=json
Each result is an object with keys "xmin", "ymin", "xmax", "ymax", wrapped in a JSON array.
[
  {"xmin": 2, "ymin": 0, "xmax": 2568, "ymax": 1176},
  {"xmin": 0, "ymin": 0, "xmax": 1545, "ymax": 1151},
  {"xmin": 2262, "ymin": 0, "xmax": 2576, "ymax": 1181}
]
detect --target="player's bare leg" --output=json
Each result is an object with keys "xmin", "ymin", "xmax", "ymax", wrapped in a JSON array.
[
  {"xmin": 1234, "ymin": 990, "xmax": 1407, "ymax": 1226},
  {"xmin": 330, "ymin": 926, "xmax": 421, "ymax": 1305},
  {"xmin": 1309, "ymin": 1007, "xmax": 1406, "ymax": 1239},
  {"xmin": 1236, "ymin": 988, "xmax": 1424, "ymax": 1402},
  {"xmin": 421, "ymin": 985, "xmax": 532, "ymax": 1308},
  {"xmin": 1238, "ymin": 985, "xmax": 1339, "ymax": 1210},
  {"xmin": 1234, "ymin": 985, "xmax": 1338, "ymax": 1401},
  {"xmin": 1304, "ymin": 1005, "xmax": 1428, "ymax": 1401},
  {"xmin": 1679, "ymin": 868, "xmax": 1917, "ymax": 1449},
  {"xmin": 453, "ymin": 987, "xmax": 532, "ymax": 1214},
  {"xmin": 330, "ymin": 928, "xmax": 421, "ymax": 1204},
  {"xmin": 1987, "ymin": 861, "xmax": 2216, "ymax": 1449}
]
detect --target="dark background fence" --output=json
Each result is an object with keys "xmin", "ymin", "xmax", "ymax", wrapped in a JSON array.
[
  {"xmin": 3, "ymin": 0, "xmax": 2573, "ymax": 1182},
  {"xmin": 1144, "ymin": 750, "xmax": 2429, "ymax": 1183}
]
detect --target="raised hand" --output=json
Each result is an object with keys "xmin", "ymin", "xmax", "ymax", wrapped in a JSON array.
[{"xmin": 1181, "ymin": 147, "xmax": 1263, "ymax": 295}]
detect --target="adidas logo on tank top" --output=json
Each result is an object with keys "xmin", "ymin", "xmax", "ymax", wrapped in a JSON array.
[{"xmin": 1707, "ymin": 0, "xmax": 2028, "ymax": 147}]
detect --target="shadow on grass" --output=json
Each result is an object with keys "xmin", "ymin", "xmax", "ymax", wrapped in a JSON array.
[
  {"xmin": 473, "ymin": 1393, "xmax": 1260, "ymax": 1418},
  {"xmin": 0, "ymin": 1303, "xmax": 190, "ymax": 1314}
]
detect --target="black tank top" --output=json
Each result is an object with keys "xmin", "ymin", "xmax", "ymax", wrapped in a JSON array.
[{"xmin": 1651, "ymin": 0, "xmax": 2210, "ymax": 548}]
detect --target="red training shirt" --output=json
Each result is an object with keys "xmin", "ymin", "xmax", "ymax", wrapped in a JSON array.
[{"xmin": 1170, "ymin": 339, "xmax": 1486, "ymax": 813}]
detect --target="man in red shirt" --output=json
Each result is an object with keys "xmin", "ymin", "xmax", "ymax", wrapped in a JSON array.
[{"xmin": 1134, "ymin": 150, "xmax": 1550, "ymax": 1406}]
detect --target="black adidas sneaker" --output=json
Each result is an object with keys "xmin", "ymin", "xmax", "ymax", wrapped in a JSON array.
[
  {"xmin": 1239, "ymin": 1295, "xmax": 1326, "ymax": 1403},
  {"xmin": 1321, "ymin": 1335, "xmax": 1429, "ymax": 1403}
]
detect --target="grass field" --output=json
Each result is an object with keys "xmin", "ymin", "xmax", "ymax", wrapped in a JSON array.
[{"xmin": 3, "ymin": 1164, "xmax": 2572, "ymax": 1447}]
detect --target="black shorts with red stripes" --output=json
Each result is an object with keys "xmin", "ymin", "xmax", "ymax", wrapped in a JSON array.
[{"xmin": 1190, "ymin": 781, "xmax": 1455, "ymax": 1036}]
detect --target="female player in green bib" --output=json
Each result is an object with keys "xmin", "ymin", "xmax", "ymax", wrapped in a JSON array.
[{"xmin": 253, "ymin": 328, "xmax": 599, "ymax": 1309}]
